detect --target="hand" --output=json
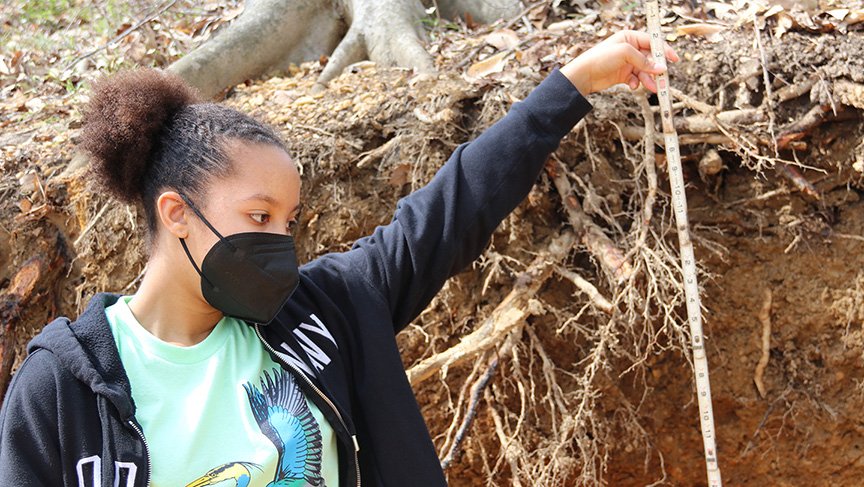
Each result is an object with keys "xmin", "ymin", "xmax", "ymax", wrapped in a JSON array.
[{"xmin": 560, "ymin": 30, "xmax": 680, "ymax": 95}]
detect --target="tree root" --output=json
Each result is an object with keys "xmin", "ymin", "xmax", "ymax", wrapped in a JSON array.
[
  {"xmin": 625, "ymin": 90, "xmax": 659, "ymax": 260},
  {"xmin": 169, "ymin": 0, "xmax": 529, "ymax": 97},
  {"xmin": 314, "ymin": 0, "xmax": 435, "ymax": 91},
  {"xmin": 167, "ymin": 0, "xmax": 446, "ymax": 98},
  {"xmin": 548, "ymin": 156, "xmax": 633, "ymax": 283},
  {"xmin": 168, "ymin": 0, "xmax": 345, "ymax": 99},
  {"xmin": 620, "ymin": 126, "xmax": 742, "ymax": 147},
  {"xmin": 754, "ymin": 288, "xmax": 773, "ymax": 399},
  {"xmin": 405, "ymin": 230, "xmax": 574, "ymax": 385},
  {"xmin": 553, "ymin": 266, "xmax": 614, "ymax": 314},
  {"xmin": 674, "ymin": 108, "xmax": 766, "ymax": 133}
]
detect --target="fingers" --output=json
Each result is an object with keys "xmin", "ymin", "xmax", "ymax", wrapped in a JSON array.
[
  {"xmin": 622, "ymin": 30, "xmax": 653, "ymax": 52},
  {"xmin": 622, "ymin": 44, "xmax": 666, "ymax": 75},
  {"xmin": 665, "ymin": 43, "xmax": 681, "ymax": 63},
  {"xmin": 638, "ymin": 70, "xmax": 657, "ymax": 93},
  {"xmin": 619, "ymin": 30, "xmax": 681, "ymax": 63}
]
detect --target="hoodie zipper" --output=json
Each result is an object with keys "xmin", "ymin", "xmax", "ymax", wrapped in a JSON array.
[
  {"xmin": 127, "ymin": 418, "xmax": 151, "ymax": 486},
  {"xmin": 254, "ymin": 324, "xmax": 361, "ymax": 487}
]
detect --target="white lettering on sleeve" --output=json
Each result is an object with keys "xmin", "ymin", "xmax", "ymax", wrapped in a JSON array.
[
  {"xmin": 278, "ymin": 343, "xmax": 316, "ymax": 376},
  {"xmin": 293, "ymin": 330, "xmax": 332, "ymax": 371},
  {"xmin": 298, "ymin": 314, "xmax": 338, "ymax": 349}
]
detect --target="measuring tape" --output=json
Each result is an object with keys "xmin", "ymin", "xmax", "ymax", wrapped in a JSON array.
[{"xmin": 645, "ymin": 2, "xmax": 723, "ymax": 485}]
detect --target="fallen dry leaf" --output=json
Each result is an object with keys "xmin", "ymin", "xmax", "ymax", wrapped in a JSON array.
[
  {"xmin": 847, "ymin": 10, "xmax": 864, "ymax": 26},
  {"xmin": 547, "ymin": 19, "xmax": 579, "ymax": 32},
  {"xmin": 292, "ymin": 95, "xmax": 316, "ymax": 106},
  {"xmin": 775, "ymin": 11, "xmax": 795, "ymax": 37},
  {"xmin": 676, "ymin": 23, "xmax": 727, "ymax": 42},
  {"xmin": 24, "ymin": 97, "xmax": 45, "ymax": 113},
  {"xmin": 763, "ymin": 4, "xmax": 785, "ymax": 19},
  {"xmin": 484, "ymin": 29, "xmax": 519, "ymax": 50},
  {"xmin": 825, "ymin": 8, "xmax": 849, "ymax": 21},
  {"xmin": 705, "ymin": 1, "xmax": 738, "ymax": 20},
  {"xmin": 388, "ymin": 163, "xmax": 411, "ymax": 187},
  {"xmin": 466, "ymin": 51, "xmax": 508, "ymax": 79},
  {"xmin": 18, "ymin": 198, "xmax": 32, "ymax": 213}
]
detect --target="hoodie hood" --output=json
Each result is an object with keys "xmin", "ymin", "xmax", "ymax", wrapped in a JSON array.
[{"xmin": 27, "ymin": 292, "xmax": 136, "ymax": 420}]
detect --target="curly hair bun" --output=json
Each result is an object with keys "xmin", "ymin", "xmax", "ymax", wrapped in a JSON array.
[{"xmin": 79, "ymin": 67, "xmax": 200, "ymax": 203}]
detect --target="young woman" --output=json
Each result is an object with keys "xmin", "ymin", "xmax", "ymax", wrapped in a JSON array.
[{"xmin": 0, "ymin": 31, "xmax": 677, "ymax": 486}]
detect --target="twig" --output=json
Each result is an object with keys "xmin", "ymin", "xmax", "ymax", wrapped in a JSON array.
[
  {"xmin": 355, "ymin": 135, "xmax": 405, "ymax": 168},
  {"xmin": 440, "ymin": 356, "xmax": 499, "ymax": 470},
  {"xmin": 754, "ymin": 288, "xmax": 773, "ymax": 398},
  {"xmin": 63, "ymin": 0, "xmax": 179, "ymax": 72},
  {"xmin": 74, "ymin": 202, "xmax": 111, "ymax": 247},
  {"xmin": 294, "ymin": 124, "xmax": 364, "ymax": 150}
]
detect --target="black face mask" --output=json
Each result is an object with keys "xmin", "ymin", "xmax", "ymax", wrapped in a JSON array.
[{"xmin": 177, "ymin": 193, "xmax": 299, "ymax": 325}]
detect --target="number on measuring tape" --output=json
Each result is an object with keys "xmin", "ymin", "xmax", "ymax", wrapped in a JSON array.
[{"xmin": 645, "ymin": 2, "xmax": 722, "ymax": 485}]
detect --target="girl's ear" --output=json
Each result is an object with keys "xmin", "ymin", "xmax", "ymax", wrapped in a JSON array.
[{"xmin": 156, "ymin": 191, "xmax": 190, "ymax": 239}]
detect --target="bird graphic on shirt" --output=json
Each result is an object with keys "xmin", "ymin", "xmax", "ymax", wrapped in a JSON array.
[
  {"xmin": 244, "ymin": 368, "xmax": 325, "ymax": 487},
  {"xmin": 186, "ymin": 461, "xmax": 263, "ymax": 487}
]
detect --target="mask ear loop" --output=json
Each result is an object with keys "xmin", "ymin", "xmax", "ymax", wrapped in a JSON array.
[
  {"xmin": 177, "ymin": 193, "xmax": 233, "ymax": 245},
  {"xmin": 178, "ymin": 236, "xmax": 208, "ymax": 278},
  {"xmin": 177, "ymin": 193, "xmax": 227, "ymax": 289}
]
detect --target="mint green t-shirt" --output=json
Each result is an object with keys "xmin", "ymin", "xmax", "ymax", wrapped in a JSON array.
[{"xmin": 105, "ymin": 295, "xmax": 339, "ymax": 487}]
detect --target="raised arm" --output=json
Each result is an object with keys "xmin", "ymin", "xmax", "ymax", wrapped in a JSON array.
[{"xmin": 305, "ymin": 31, "xmax": 679, "ymax": 332}]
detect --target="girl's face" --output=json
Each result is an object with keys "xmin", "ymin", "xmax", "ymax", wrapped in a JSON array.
[
  {"xmin": 189, "ymin": 140, "xmax": 302, "ymax": 241},
  {"xmin": 156, "ymin": 140, "xmax": 302, "ymax": 290}
]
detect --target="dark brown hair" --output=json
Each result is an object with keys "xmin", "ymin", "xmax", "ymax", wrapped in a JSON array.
[{"xmin": 78, "ymin": 67, "xmax": 289, "ymax": 236}]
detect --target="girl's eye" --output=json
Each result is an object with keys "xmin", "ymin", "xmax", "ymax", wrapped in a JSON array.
[{"xmin": 250, "ymin": 213, "xmax": 270, "ymax": 224}]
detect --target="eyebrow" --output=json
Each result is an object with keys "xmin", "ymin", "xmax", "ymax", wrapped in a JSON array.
[
  {"xmin": 242, "ymin": 193, "xmax": 303, "ymax": 214},
  {"xmin": 243, "ymin": 193, "xmax": 278, "ymax": 205}
]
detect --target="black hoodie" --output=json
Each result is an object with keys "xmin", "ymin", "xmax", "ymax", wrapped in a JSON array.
[{"xmin": 0, "ymin": 68, "xmax": 592, "ymax": 486}]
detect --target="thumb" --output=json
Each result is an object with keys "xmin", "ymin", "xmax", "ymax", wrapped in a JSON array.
[{"xmin": 623, "ymin": 45, "xmax": 666, "ymax": 74}]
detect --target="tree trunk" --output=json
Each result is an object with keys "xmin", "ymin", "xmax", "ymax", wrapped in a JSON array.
[
  {"xmin": 168, "ymin": 0, "xmax": 522, "ymax": 99},
  {"xmin": 169, "ymin": 0, "xmax": 346, "ymax": 99},
  {"xmin": 436, "ymin": 0, "xmax": 522, "ymax": 24}
]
